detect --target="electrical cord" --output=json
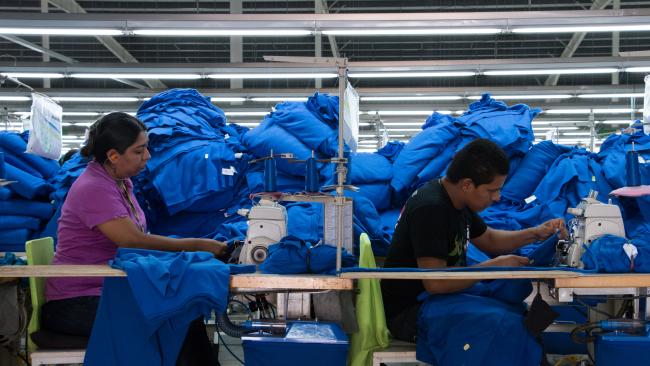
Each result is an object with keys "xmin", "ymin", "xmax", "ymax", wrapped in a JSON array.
[{"xmin": 216, "ymin": 326, "xmax": 245, "ymax": 365}]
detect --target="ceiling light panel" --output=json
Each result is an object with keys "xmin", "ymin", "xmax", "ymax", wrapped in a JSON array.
[
  {"xmin": 133, "ymin": 29, "xmax": 312, "ymax": 36},
  {"xmin": 349, "ymin": 71, "xmax": 475, "ymax": 78},
  {"xmin": 0, "ymin": 27, "xmax": 122, "ymax": 36},
  {"xmin": 322, "ymin": 28, "xmax": 502, "ymax": 36},
  {"xmin": 483, "ymin": 68, "xmax": 618, "ymax": 76},
  {"xmin": 512, "ymin": 24, "xmax": 650, "ymax": 33},
  {"xmin": 71, "ymin": 73, "xmax": 201, "ymax": 80}
]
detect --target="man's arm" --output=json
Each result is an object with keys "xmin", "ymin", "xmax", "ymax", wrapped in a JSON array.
[
  {"xmin": 417, "ymin": 255, "xmax": 530, "ymax": 295},
  {"xmin": 472, "ymin": 218, "xmax": 567, "ymax": 256}
]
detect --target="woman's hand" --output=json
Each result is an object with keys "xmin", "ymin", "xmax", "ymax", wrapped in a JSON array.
[
  {"xmin": 195, "ymin": 239, "xmax": 228, "ymax": 258},
  {"xmin": 485, "ymin": 254, "xmax": 530, "ymax": 267}
]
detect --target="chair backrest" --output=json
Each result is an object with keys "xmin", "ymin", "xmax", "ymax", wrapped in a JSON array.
[{"xmin": 25, "ymin": 237, "xmax": 54, "ymax": 352}]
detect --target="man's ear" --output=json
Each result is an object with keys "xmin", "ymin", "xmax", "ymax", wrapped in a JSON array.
[
  {"xmin": 460, "ymin": 178, "xmax": 474, "ymax": 192},
  {"xmin": 106, "ymin": 149, "xmax": 120, "ymax": 164}
]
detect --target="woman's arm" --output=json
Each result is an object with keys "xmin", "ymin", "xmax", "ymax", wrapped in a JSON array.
[{"xmin": 97, "ymin": 217, "xmax": 227, "ymax": 258}]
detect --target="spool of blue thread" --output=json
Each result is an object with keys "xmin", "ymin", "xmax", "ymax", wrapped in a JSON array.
[
  {"xmin": 305, "ymin": 156, "xmax": 319, "ymax": 192},
  {"xmin": 264, "ymin": 157, "xmax": 277, "ymax": 192},
  {"xmin": 625, "ymin": 143, "xmax": 641, "ymax": 187}
]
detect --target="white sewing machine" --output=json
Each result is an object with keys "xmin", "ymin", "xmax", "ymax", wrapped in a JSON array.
[
  {"xmin": 238, "ymin": 199, "xmax": 287, "ymax": 265},
  {"xmin": 557, "ymin": 190, "xmax": 626, "ymax": 268}
]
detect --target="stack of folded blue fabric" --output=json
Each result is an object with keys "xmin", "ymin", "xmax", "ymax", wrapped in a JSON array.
[{"xmin": 0, "ymin": 131, "xmax": 57, "ymax": 252}]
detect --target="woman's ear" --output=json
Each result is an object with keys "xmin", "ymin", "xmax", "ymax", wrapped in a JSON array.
[{"xmin": 106, "ymin": 149, "xmax": 120, "ymax": 164}]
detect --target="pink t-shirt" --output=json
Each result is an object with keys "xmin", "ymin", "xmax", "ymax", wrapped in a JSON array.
[{"xmin": 46, "ymin": 161, "xmax": 147, "ymax": 301}]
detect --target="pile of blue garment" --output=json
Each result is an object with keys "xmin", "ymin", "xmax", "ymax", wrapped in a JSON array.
[
  {"xmin": 582, "ymin": 234, "xmax": 650, "ymax": 273},
  {"xmin": 85, "ymin": 248, "xmax": 231, "ymax": 366},
  {"xmin": 134, "ymin": 88, "xmax": 250, "ymax": 238},
  {"xmin": 136, "ymin": 89, "xmax": 249, "ymax": 214},
  {"xmin": 390, "ymin": 93, "xmax": 538, "ymax": 207},
  {"xmin": 259, "ymin": 235, "xmax": 356, "ymax": 275},
  {"xmin": 0, "ymin": 131, "xmax": 57, "ymax": 252}
]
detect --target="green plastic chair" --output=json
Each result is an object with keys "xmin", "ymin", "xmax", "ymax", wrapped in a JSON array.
[{"xmin": 25, "ymin": 237, "xmax": 55, "ymax": 353}]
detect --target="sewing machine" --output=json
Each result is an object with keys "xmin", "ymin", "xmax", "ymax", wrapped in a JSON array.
[
  {"xmin": 238, "ymin": 199, "xmax": 288, "ymax": 265},
  {"xmin": 557, "ymin": 190, "xmax": 626, "ymax": 269}
]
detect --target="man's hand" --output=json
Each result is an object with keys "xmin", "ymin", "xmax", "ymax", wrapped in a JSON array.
[
  {"xmin": 485, "ymin": 254, "xmax": 530, "ymax": 267},
  {"xmin": 533, "ymin": 218, "xmax": 568, "ymax": 241}
]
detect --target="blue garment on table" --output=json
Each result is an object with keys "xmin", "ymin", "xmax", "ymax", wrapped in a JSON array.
[
  {"xmin": 598, "ymin": 131, "xmax": 650, "ymax": 188},
  {"xmin": 582, "ymin": 234, "xmax": 650, "ymax": 273},
  {"xmin": 245, "ymin": 170, "xmax": 305, "ymax": 193},
  {"xmin": 502, "ymin": 141, "xmax": 572, "ymax": 202},
  {"xmin": 0, "ymin": 199, "xmax": 54, "ymax": 220},
  {"xmin": 353, "ymin": 183, "xmax": 391, "ymax": 212},
  {"xmin": 376, "ymin": 141, "xmax": 405, "ymax": 163},
  {"xmin": 417, "ymin": 292, "xmax": 541, "ymax": 366},
  {"xmin": 0, "ymin": 215, "xmax": 41, "ymax": 231},
  {"xmin": 286, "ymin": 203, "xmax": 323, "ymax": 242},
  {"xmin": 0, "ymin": 252, "xmax": 26, "ymax": 265},
  {"xmin": 85, "ymin": 249, "xmax": 231, "ymax": 366},
  {"xmin": 38, "ymin": 203, "xmax": 61, "ymax": 245},
  {"xmin": 348, "ymin": 195, "xmax": 392, "ymax": 256},
  {"xmin": 305, "ymin": 92, "xmax": 339, "ymax": 129},
  {"xmin": 259, "ymin": 235, "xmax": 356, "ymax": 275},
  {"xmin": 4, "ymin": 152, "xmax": 43, "ymax": 178},
  {"xmin": 5, "ymin": 163, "xmax": 53, "ymax": 199},
  {"xmin": 379, "ymin": 209, "xmax": 400, "ymax": 235},
  {"xmin": 524, "ymin": 234, "xmax": 560, "ymax": 267},
  {"xmin": 0, "ymin": 229, "xmax": 30, "ymax": 251},
  {"xmin": 391, "ymin": 122, "xmax": 460, "ymax": 206},
  {"xmin": 0, "ymin": 132, "xmax": 59, "ymax": 178},
  {"xmin": 0, "ymin": 187, "xmax": 11, "ymax": 200},
  {"xmin": 211, "ymin": 216, "xmax": 249, "ymax": 245},
  {"xmin": 345, "ymin": 153, "xmax": 392, "ymax": 184}
]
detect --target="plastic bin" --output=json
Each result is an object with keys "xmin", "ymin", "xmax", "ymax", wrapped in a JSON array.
[{"xmin": 242, "ymin": 321, "xmax": 349, "ymax": 366}]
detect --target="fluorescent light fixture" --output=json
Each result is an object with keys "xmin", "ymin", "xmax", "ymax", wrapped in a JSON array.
[
  {"xmin": 133, "ymin": 29, "xmax": 312, "ymax": 36},
  {"xmin": 533, "ymin": 126, "xmax": 579, "ymax": 131},
  {"xmin": 224, "ymin": 111, "xmax": 269, "ymax": 116},
  {"xmin": 251, "ymin": 97, "xmax": 308, "ymax": 102},
  {"xmin": 600, "ymin": 120, "xmax": 635, "ymax": 125},
  {"xmin": 0, "ymin": 96, "xmax": 31, "ymax": 101},
  {"xmin": 1, "ymin": 72, "xmax": 64, "ymax": 78},
  {"xmin": 388, "ymin": 134, "xmax": 407, "ymax": 138},
  {"xmin": 385, "ymin": 128, "xmax": 422, "ymax": 132},
  {"xmin": 62, "ymin": 135, "xmax": 81, "ymax": 140},
  {"xmin": 468, "ymin": 94, "xmax": 573, "ymax": 100},
  {"xmin": 626, "ymin": 67, "xmax": 650, "ymax": 73},
  {"xmin": 69, "ymin": 122, "xmax": 94, "ymax": 127},
  {"xmin": 71, "ymin": 73, "xmax": 201, "ymax": 80},
  {"xmin": 532, "ymin": 120, "xmax": 586, "ymax": 125},
  {"xmin": 0, "ymin": 27, "xmax": 122, "ymax": 36},
  {"xmin": 237, "ymin": 123, "xmax": 260, "ymax": 127},
  {"xmin": 322, "ymin": 28, "xmax": 502, "ymax": 36},
  {"xmin": 545, "ymin": 108, "xmax": 635, "ymax": 114},
  {"xmin": 357, "ymin": 148, "xmax": 379, "ymax": 152},
  {"xmin": 358, "ymin": 134, "xmax": 379, "ymax": 138},
  {"xmin": 513, "ymin": 24, "xmax": 650, "ymax": 33},
  {"xmin": 210, "ymin": 97, "xmax": 247, "ymax": 103},
  {"xmin": 484, "ymin": 68, "xmax": 618, "ymax": 76},
  {"xmin": 53, "ymin": 97, "xmax": 140, "ymax": 102},
  {"xmin": 358, "ymin": 122, "xmax": 372, "ymax": 127},
  {"xmin": 577, "ymin": 93, "xmax": 644, "ymax": 98},
  {"xmin": 381, "ymin": 122, "xmax": 425, "ymax": 126},
  {"xmin": 349, "ymin": 71, "xmax": 475, "ymax": 78},
  {"xmin": 64, "ymin": 112, "xmax": 102, "ymax": 116},
  {"xmin": 363, "ymin": 110, "xmax": 433, "ymax": 116},
  {"xmin": 561, "ymin": 132, "xmax": 594, "ymax": 136},
  {"xmin": 361, "ymin": 96, "xmax": 462, "ymax": 101},
  {"xmin": 208, "ymin": 73, "xmax": 337, "ymax": 79}
]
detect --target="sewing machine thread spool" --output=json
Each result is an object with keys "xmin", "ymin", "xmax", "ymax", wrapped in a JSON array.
[
  {"xmin": 305, "ymin": 151, "xmax": 319, "ymax": 192},
  {"xmin": 625, "ymin": 142, "xmax": 641, "ymax": 187},
  {"xmin": 264, "ymin": 154, "xmax": 277, "ymax": 192}
]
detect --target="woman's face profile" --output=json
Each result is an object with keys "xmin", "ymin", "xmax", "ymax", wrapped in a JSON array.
[{"xmin": 111, "ymin": 131, "xmax": 150, "ymax": 178}]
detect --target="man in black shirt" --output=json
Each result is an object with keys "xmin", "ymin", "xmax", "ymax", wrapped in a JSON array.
[{"xmin": 381, "ymin": 138, "xmax": 567, "ymax": 343}]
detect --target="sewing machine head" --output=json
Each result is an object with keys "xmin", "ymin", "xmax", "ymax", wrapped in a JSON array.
[
  {"xmin": 557, "ymin": 190, "xmax": 626, "ymax": 268},
  {"xmin": 238, "ymin": 199, "xmax": 288, "ymax": 265}
]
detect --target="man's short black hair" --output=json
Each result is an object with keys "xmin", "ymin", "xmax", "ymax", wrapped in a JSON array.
[{"xmin": 446, "ymin": 138, "xmax": 509, "ymax": 186}]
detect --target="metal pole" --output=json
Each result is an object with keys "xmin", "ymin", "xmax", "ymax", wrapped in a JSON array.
[
  {"xmin": 335, "ymin": 59, "xmax": 347, "ymax": 274},
  {"xmin": 589, "ymin": 109, "xmax": 595, "ymax": 152}
]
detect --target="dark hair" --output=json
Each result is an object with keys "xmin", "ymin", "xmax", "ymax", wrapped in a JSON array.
[
  {"xmin": 446, "ymin": 138, "xmax": 509, "ymax": 186},
  {"xmin": 58, "ymin": 148, "xmax": 78, "ymax": 166},
  {"xmin": 80, "ymin": 112, "xmax": 146, "ymax": 164}
]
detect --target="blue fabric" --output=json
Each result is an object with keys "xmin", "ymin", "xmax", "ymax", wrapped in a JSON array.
[
  {"xmin": 0, "ymin": 187, "xmax": 12, "ymax": 200},
  {"xmin": 582, "ymin": 234, "xmax": 650, "ymax": 273},
  {"xmin": 348, "ymin": 195, "xmax": 392, "ymax": 256},
  {"xmin": 376, "ymin": 141, "xmax": 405, "ymax": 163},
  {"xmin": 5, "ymin": 163, "xmax": 53, "ymax": 199},
  {"xmin": 0, "ymin": 252, "xmax": 26, "ymax": 265},
  {"xmin": 0, "ymin": 199, "xmax": 54, "ymax": 220},
  {"xmin": 417, "ymin": 292, "xmax": 541, "ymax": 366},
  {"xmin": 351, "ymin": 183, "xmax": 391, "ymax": 213},
  {"xmin": 259, "ymin": 235, "xmax": 356, "ymax": 275},
  {"xmin": 286, "ymin": 203, "xmax": 323, "ymax": 242},
  {"xmin": 346, "ymin": 153, "xmax": 392, "ymax": 184},
  {"xmin": 391, "ymin": 122, "xmax": 460, "ymax": 206},
  {"xmin": 0, "ymin": 229, "xmax": 30, "ymax": 251},
  {"xmin": 525, "ymin": 233, "xmax": 560, "ymax": 267},
  {"xmin": 598, "ymin": 131, "xmax": 650, "ymax": 189},
  {"xmin": 379, "ymin": 209, "xmax": 400, "ymax": 235},
  {"xmin": 305, "ymin": 92, "xmax": 339, "ymax": 129},
  {"xmin": 4, "ymin": 152, "xmax": 43, "ymax": 178},
  {"xmin": 85, "ymin": 248, "xmax": 230, "ymax": 366},
  {"xmin": 0, "ymin": 215, "xmax": 41, "ymax": 231},
  {"xmin": 502, "ymin": 141, "xmax": 572, "ymax": 202},
  {"xmin": 0, "ymin": 132, "xmax": 59, "ymax": 178}
]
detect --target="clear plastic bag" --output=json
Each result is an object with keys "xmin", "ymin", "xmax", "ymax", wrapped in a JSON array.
[{"xmin": 25, "ymin": 92, "xmax": 62, "ymax": 160}]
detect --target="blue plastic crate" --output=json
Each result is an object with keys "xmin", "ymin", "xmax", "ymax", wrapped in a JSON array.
[
  {"xmin": 242, "ymin": 321, "xmax": 349, "ymax": 366},
  {"xmin": 595, "ymin": 331, "xmax": 650, "ymax": 365}
]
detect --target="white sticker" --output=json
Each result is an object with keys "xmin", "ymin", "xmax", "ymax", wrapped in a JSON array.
[
  {"xmin": 204, "ymin": 153, "xmax": 209, "ymax": 159},
  {"xmin": 224, "ymin": 133, "xmax": 230, "ymax": 139},
  {"xmin": 524, "ymin": 195, "xmax": 537, "ymax": 204},
  {"xmin": 639, "ymin": 155, "xmax": 646, "ymax": 164},
  {"xmin": 235, "ymin": 153, "xmax": 243, "ymax": 159},
  {"xmin": 222, "ymin": 166, "xmax": 237, "ymax": 176}
]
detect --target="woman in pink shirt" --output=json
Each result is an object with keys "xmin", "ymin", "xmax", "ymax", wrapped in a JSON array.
[{"xmin": 41, "ymin": 112, "xmax": 225, "ymax": 363}]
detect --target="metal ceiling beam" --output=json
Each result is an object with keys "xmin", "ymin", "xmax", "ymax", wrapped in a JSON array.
[
  {"xmin": 545, "ymin": 0, "xmax": 613, "ymax": 86},
  {"xmin": 316, "ymin": 0, "xmax": 340, "ymax": 58},
  {"xmin": 48, "ymin": 0, "xmax": 166, "ymax": 90},
  {"xmin": 2, "ymin": 9, "xmax": 650, "ymax": 32},
  {"xmin": 2, "ymin": 56, "xmax": 647, "ymax": 74}
]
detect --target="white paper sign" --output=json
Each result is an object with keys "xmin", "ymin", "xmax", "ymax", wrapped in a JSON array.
[
  {"xmin": 343, "ymin": 82, "xmax": 359, "ymax": 152},
  {"xmin": 26, "ymin": 93, "xmax": 62, "ymax": 160}
]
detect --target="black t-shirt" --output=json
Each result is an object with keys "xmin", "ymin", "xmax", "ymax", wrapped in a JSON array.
[{"xmin": 381, "ymin": 179, "xmax": 487, "ymax": 319}]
